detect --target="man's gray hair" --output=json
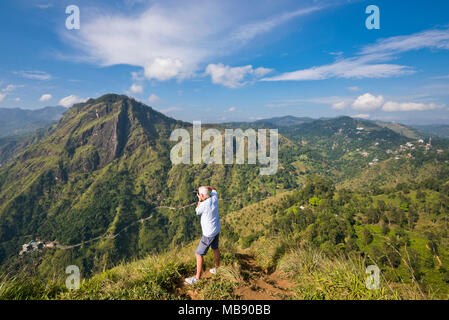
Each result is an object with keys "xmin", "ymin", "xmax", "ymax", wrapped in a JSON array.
[{"xmin": 198, "ymin": 186, "xmax": 210, "ymax": 197}]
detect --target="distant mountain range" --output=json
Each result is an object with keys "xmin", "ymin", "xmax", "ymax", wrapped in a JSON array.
[
  {"xmin": 253, "ymin": 115, "xmax": 315, "ymax": 127},
  {"xmin": 0, "ymin": 106, "xmax": 66, "ymax": 137},
  {"xmin": 411, "ymin": 124, "xmax": 449, "ymax": 139},
  {"xmin": 2, "ymin": 106, "xmax": 449, "ymax": 141},
  {"xmin": 226, "ymin": 115, "xmax": 449, "ymax": 140}
]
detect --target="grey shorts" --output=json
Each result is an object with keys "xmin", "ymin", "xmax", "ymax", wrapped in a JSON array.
[{"xmin": 195, "ymin": 233, "xmax": 219, "ymax": 256}]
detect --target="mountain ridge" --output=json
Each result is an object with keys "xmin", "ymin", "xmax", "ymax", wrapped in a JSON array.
[
  {"xmin": 0, "ymin": 106, "xmax": 66, "ymax": 137},
  {"xmin": 0, "ymin": 93, "xmax": 448, "ymax": 299},
  {"xmin": 0, "ymin": 94, "xmax": 299, "ymax": 276}
]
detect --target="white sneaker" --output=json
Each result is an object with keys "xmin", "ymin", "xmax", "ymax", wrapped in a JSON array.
[
  {"xmin": 209, "ymin": 268, "xmax": 217, "ymax": 274},
  {"xmin": 184, "ymin": 276, "xmax": 199, "ymax": 285}
]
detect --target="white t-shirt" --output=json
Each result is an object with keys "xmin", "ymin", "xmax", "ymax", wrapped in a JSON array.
[{"xmin": 195, "ymin": 190, "xmax": 221, "ymax": 237}]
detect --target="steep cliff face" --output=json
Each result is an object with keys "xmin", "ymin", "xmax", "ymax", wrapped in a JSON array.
[
  {"xmin": 54, "ymin": 94, "xmax": 182, "ymax": 171},
  {"xmin": 62, "ymin": 97, "xmax": 131, "ymax": 169},
  {"xmin": 4, "ymin": 95, "xmax": 178, "ymax": 171}
]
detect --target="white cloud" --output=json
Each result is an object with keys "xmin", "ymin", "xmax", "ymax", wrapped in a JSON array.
[
  {"xmin": 129, "ymin": 83, "xmax": 143, "ymax": 94},
  {"xmin": 360, "ymin": 28, "xmax": 449, "ymax": 56},
  {"xmin": 353, "ymin": 114, "xmax": 370, "ymax": 119},
  {"xmin": 14, "ymin": 97, "xmax": 21, "ymax": 102},
  {"xmin": 148, "ymin": 94, "xmax": 161, "ymax": 104},
  {"xmin": 230, "ymin": 6, "xmax": 323, "ymax": 43},
  {"xmin": 228, "ymin": 106, "xmax": 236, "ymax": 112},
  {"xmin": 131, "ymin": 71, "xmax": 144, "ymax": 81},
  {"xmin": 305, "ymin": 96, "xmax": 350, "ymax": 105},
  {"xmin": 6, "ymin": 85, "xmax": 17, "ymax": 92},
  {"xmin": 262, "ymin": 27, "xmax": 449, "ymax": 82},
  {"xmin": 381, "ymin": 101, "xmax": 442, "ymax": 112},
  {"xmin": 0, "ymin": 94, "xmax": 5, "ymax": 102},
  {"xmin": 352, "ymin": 93, "xmax": 384, "ymax": 111},
  {"xmin": 59, "ymin": 95, "xmax": 86, "ymax": 108},
  {"xmin": 14, "ymin": 70, "xmax": 52, "ymax": 80},
  {"xmin": 265, "ymin": 102, "xmax": 298, "ymax": 108},
  {"xmin": 430, "ymin": 74, "xmax": 449, "ymax": 80},
  {"xmin": 35, "ymin": 4, "xmax": 53, "ymax": 9},
  {"xmin": 39, "ymin": 94, "xmax": 53, "ymax": 102},
  {"xmin": 277, "ymin": 93, "xmax": 446, "ymax": 114},
  {"xmin": 351, "ymin": 93, "xmax": 444, "ymax": 112},
  {"xmin": 262, "ymin": 57, "xmax": 412, "ymax": 81},
  {"xmin": 206, "ymin": 64, "xmax": 251, "ymax": 88},
  {"xmin": 205, "ymin": 63, "xmax": 272, "ymax": 88},
  {"xmin": 2, "ymin": 84, "xmax": 22, "ymax": 92},
  {"xmin": 347, "ymin": 86, "xmax": 361, "ymax": 91},
  {"xmin": 329, "ymin": 51, "xmax": 343, "ymax": 56},
  {"xmin": 332, "ymin": 101, "xmax": 348, "ymax": 110},
  {"xmin": 62, "ymin": 1, "xmax": 322, "ymax": 82},
  {"xmin": 144, "ymin": 58, "xmax": 184, "ymax": 81},
  {"xmin": 267, "ymin": 96, "xmax": 353, "ymax": 109},
  {"xmin": 253, "ymin": 67, "xmax": 273, "ymax": 78}
]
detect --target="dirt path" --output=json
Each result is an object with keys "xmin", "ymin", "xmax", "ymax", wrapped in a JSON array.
[
  {"xmin": 180, "ymin": 269, "xmax": 215, "ymax": 300},
  {"xmin": 179, "ymin": 251, "xmax": 295, "ymax": 300},
  {"xmin": 234, "ymin": 252, "xmax": 294, "ymax": 300}
]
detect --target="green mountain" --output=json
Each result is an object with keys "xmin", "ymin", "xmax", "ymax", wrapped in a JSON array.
[
  {"xmin": 374, "ymin": 121, "xmax": 422, "ymax": 140},
  {"xmin": 253, "ymin": 115, "xmax": 315, "ymax": 127},
  {"xmin": 412, "ymin": 124, "xmax": 449, "ymax": 139},
  {"xmin": 0, "ymin": 94, "xmax": 298, "ymax": 277},
  {"xmin": 0, "ymin": 106, "xmax": 66, "ymax": 137},
  {"xmin": 1, "ymin": 94, "xmax": 448, "ymax": 299},
  {"xmin": 222, "ymin": 116, "xmax": 314, "ymax": 129}
]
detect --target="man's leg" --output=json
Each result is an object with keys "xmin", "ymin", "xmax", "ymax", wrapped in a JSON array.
[
  {"xmin": 196, "ymin": 254, "xmax": 203, "ymax": 280},
  {"xmin": 213, "ymin": 249, "xmax": 220, "ymax": 268},
  {"xmin": 211, "ymin": 234, "xmax": 220, "ymax": 269}
]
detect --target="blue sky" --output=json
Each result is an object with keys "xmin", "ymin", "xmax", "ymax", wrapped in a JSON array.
[{"xmin": 1, "ymin": 0, "xmax": 449, "ymax": 124}]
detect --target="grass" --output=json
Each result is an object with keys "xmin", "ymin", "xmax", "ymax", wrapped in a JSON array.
[
  {"xmin": 191, "ymin": 263, "xmax": 243, "ymax": 300},
  {"xmin": 59, "ymin": 242, "xmax": 199, "ymax": 300},
  {"xmin": 0, "ymin": 233, "xmax": 436, "ymax": 300},
  {"xmin": 0, "ymin": 235, "xmax": 242, "ymax": 300},
  {"xmin": 0, "ymin": 273, "xmax": 66, "ymax": 300},
  {"xmin": 277, "ymin": 247, "xmax": 425, "ymax": 300}
]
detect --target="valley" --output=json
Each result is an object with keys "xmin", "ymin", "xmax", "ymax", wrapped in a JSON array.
[{"xmin": 0, "ymin": 94, "xmax": 448, "ymax": 299}]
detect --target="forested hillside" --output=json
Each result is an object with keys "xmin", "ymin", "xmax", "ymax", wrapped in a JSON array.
[
  {"xmin": 0, "ymin": 94, "xmax": 298, "ymax": 277},
  {"xmin": 0, "ymin": 94, "xmax": 448, "ymax": 299}
]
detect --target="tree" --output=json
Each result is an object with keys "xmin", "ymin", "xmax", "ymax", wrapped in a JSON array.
[
  {"xmin": 416, "ymin": 189, "xmax": 426, "ymax": 203},
  {"xmin": 381, "ymin": 222, "xmax": 390, "ymax": 235},
  {"xmin": 400, "ymin": 202, "xmax": 409, "ymax": 212},
  {"xmin": 362, "ymin": 228, "xmax": 374, "ymax": 245},
  {"xmin": 309, "ymin": 197, "xmax": 321, "ymax": 207},
  {"xmin": 377, "ymin": 200, "xmax": 387, "ymax": 212},
  {"xmin": 365, "ymin": 207, "xmax": 380, "ymax": 224},
  {"xmin": 425, "ymin": 232, "xmax": 440, "ymax": 257},
  {"xmin": 407, "ymin": 206, "xmax": 419, "ymax": 230}
]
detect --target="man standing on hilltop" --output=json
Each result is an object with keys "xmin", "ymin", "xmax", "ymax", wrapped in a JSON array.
[{"xmin": 185, "ymin": 186, "xmax": 221, "ymax": 285}]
